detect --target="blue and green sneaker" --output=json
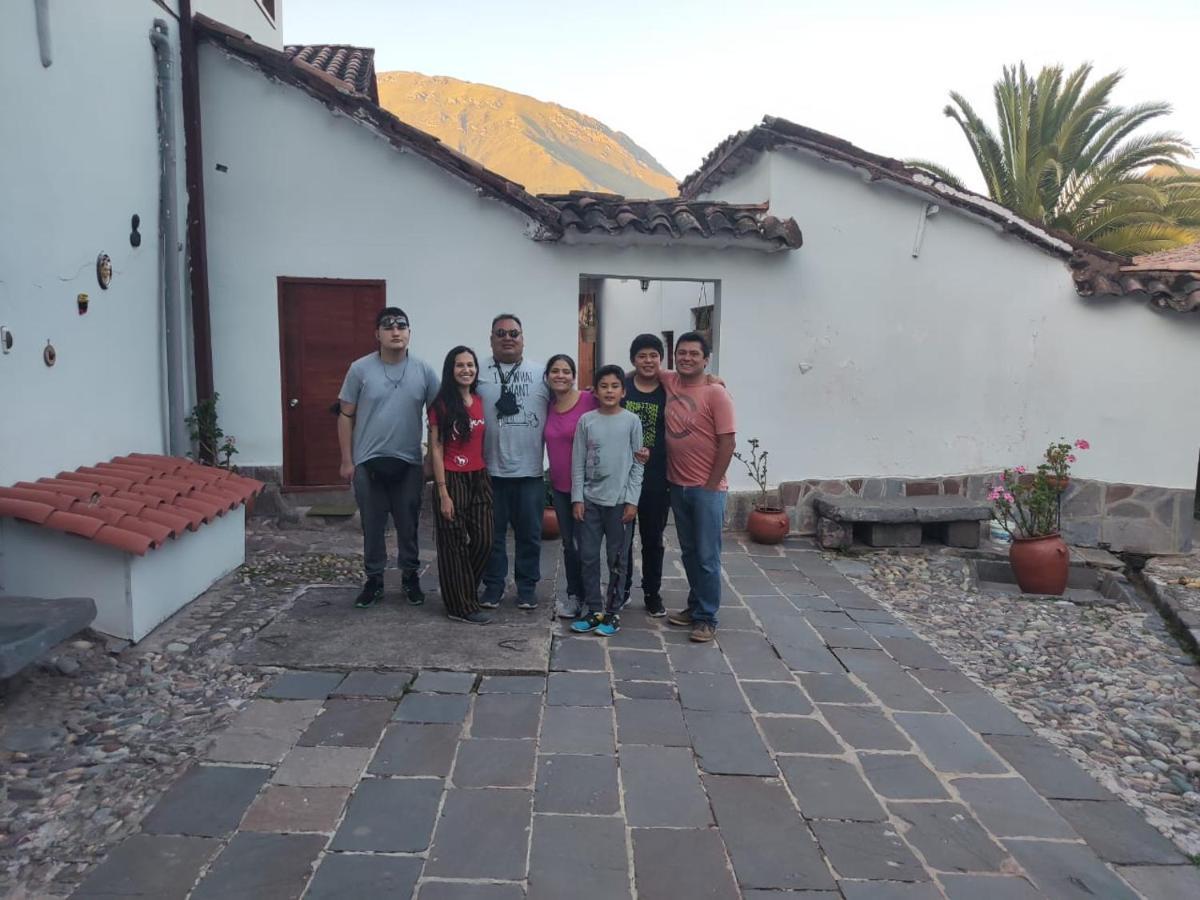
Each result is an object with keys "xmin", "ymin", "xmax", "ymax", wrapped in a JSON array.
[{"xmin": 570, "ymin": 612, "xmax": 605, "ymax": 634}]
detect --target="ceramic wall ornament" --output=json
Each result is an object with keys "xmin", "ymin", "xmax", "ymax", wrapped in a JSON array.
[
  {"xmin": 44, "ymin": 341, "xmax": 57, "ymax": 367},
  {"xmin": 77, "ymin": 293, "xmax": 89, "ymax": 315},
  {"xmin": 96, "ymin": 253, "xmax": 113, "ymax": 289},
  {"xmin": 129, "ymin": 214, "xmax": 141, "ymax": 248}
]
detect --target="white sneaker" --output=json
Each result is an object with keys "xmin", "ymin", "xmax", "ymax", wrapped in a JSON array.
[{"xmin": 556, "ymin": 594, "xmax": 582, "ymax": 619}]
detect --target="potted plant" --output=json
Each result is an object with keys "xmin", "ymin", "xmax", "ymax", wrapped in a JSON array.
[
  {"xmin": 989, "ymin": 438, "xmax": 1090, "ymax": 595},
  {"xmin": 734, "ymin": 438, "xmax": 789, "ymax": 544},
  {"xmin": 542, "ymin": 469, "xmax": 560, "ymax": 540}
]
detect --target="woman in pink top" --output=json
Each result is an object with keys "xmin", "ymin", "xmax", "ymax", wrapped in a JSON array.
[{"xmin": 543, "ymin": 354, "xmax": 597, "ymax": 619}]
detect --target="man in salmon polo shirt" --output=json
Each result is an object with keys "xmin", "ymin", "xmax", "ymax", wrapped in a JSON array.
[{"xmin": 663, "ymin": 331, "xmax": 736, "ymax": 642}]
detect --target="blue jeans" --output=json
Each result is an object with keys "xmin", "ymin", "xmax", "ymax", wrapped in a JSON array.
[
  {"xmin": 670, "ymin": 484, "xmax": 726, "ymax": 625},
  {"xmin": 483, "ymin": 476, "xmax": 544, "ymax": 604},
  {"xmin": 551, "ymin": 488, "xmax": 584, "ymax": 599}
]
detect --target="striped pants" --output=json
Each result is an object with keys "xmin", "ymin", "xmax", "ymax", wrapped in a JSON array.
[{"xmin": 434, "ymin": 469, "xmax": 493, "ymax": 618}]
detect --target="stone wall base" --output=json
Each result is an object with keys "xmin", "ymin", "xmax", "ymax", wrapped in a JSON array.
[
  {"xmin": 244, "ymin": 466, "xmax": 1194, "ymax": 556},
  {"xmin": 725, "ymin": 475, "xmax": 1194, "ymax": 556}
]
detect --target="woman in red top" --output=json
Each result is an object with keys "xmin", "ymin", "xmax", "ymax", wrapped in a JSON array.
[{"xmin": 428, "ymin": 346, "xmax": 493, "ymax": 624}]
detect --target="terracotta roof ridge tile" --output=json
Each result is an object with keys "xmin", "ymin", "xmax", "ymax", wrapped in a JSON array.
[
  {"xmin": 66, "ymin": 502, "xmax": 126, "ymax": 526},
  {"xmin": 99, "ymin": 495, "xmax": 149, "ymax": 516},
  {"xmin": 53, "ymin": 475, "xmax": 118, "ymax": 496},
  {"xmin": 44, "ymin": 510, "xmax": 106, "ymax": 540},
  {"xmin": 26, "ymin": 479, "xmax": 103, "ymax": 502},
  {"xmin": 0, "ymin": 497, "xmax": 56, "ymax": 525},
  {"xmin": 174, "ymin": 496, "xmax": 224, "ymax": 522},
  {"xmin": 91, "ymin": 525, "xmax": 154, "ymax": 556},
  {"xmin": 110, "ymin": 517, "xmax": 172, "ymax": 548},
  {"xmin": 131, "ymin": 483, "xmax": 182, "ymax": 503},
  {"xmin": 0, "ymin": 486, "xmax": 75, "ymax": 511}
]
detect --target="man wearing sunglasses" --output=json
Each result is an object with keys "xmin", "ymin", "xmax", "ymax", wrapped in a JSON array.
[
  {"xmin": 476, "ymin": 313, "xmax": 551, "ymax": 610},
  {"xmin": 338, "ymin": 307, "xmax": 440, "ymax": 609}
]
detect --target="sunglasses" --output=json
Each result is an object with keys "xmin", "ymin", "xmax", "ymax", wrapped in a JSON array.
[
  {"xmin": 493, "ymin": 328, "xmax": 522, "ymax": 339},
  {"xmin": 379, "ymin": 317, "xmax": 410, "ymax": 330}
]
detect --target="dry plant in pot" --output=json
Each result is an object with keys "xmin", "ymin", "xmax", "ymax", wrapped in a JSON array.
[
  {"xmin": 734, "ymin": 438, "xmax": 789, "ymax": 544},
  {"xmin": 989, "ymin": 438, "xmax": 1090, "ymax": 595}
]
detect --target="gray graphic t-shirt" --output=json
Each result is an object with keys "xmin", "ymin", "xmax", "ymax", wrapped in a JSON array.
[
  {"xmin": 338, "ymin": 352, "xmax": 439, "ymax": 465},
  {"xmin": 477, "ymin": 356, "xmax": 551, "ymax": 478},
  {"xmin": 570, "ymin": 409, "xmax": 645, "ymax": 507}
]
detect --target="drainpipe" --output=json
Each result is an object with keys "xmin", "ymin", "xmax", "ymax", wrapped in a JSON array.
[
  {"xmin": 177, "ymin": 0, "xmax": 215, "ymax": 414},
  {"xmin": 33, "ymin": 0, "xmax": 52, "ymax": 66},
  {"xmin": 150, "ymin": 20, "xmax": 190, "ymax": 456}
]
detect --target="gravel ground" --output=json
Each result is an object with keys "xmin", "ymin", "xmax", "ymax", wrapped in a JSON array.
[
  {"xmin": 846, "ymin": 551, "xmax": 1200, "ymax": 857},
  {"xmin": 0, "ymin": 543, "xmax": 363, "ymax": 898}
]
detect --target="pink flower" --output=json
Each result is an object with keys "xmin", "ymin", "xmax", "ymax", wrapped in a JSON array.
[
  {"xmin": 988, "ymin": 488, "xmax": 1002, "ymax": 500},
  {"xmin": 1075, "ymin": 439, "xmax": 1090, "ymax": 450},
  {"xmin": 1067, "ymin": 454, "xmax": 1076, "ymax": 463},
  {"xmin": 1003, "ymin": 491, "xmax": 1015, "ymax": 503},
  {"xmin": 1015, "ymin": 465, "xmax": 1026, "ymax": 474}
]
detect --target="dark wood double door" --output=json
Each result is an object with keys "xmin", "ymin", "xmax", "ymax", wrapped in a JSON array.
[{"xmin": 279, "ymin": 277, "xmax": 385, "ymax": 489}]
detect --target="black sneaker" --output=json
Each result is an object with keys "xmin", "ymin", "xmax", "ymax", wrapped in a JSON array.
[
  {"xmin": 354, "ymin": 576, "xmax": 384, "ymax": 609},
  {"xmin": 516, "ymin": 597, "xmax": 538, "ymax": 611},
  {"xmin": 402, "ymin": 572, "xmax": 425, "ymax": 606},
  {"xmin": 479, "ymin": 597, "xmax": 501, "ymax": 610},
  {"xmin": 644, "ymin": 594, "xmax": 666, "ymax": 617},
  {"xmin": 448, "ymin": 610, "xmax": 492, "ymax": 625}
]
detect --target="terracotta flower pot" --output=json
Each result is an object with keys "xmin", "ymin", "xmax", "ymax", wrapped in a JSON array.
[
  {"xmin": 747, "ymin": 506, "xmax": 789, "ymax": 545},
  {"xmin": 542, "ymin": 506, "xmax": 560, "ymax": 540},
  {"xmin": 1009, "ymin": 534, "xmax": 1068, "ymax": 595},
  {"xmin": 1045, "ymin": 475, "xmax": 1070, "ymax": 492}
]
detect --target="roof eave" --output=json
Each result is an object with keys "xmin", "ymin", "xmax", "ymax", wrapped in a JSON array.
[
  {"xmin": 194, "ymin": 16, "xmax": 563, "ymax": 237},
  {"xmin": 556, "ymin": 229, "xmax": 797, "ymax": 253},
  {"xmin": 680, "ymin": 117, "xmax": 1113, "ymax": 262}
]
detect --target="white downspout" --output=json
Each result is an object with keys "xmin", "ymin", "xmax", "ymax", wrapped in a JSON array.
[{"xmin": 150, "ymin": 20, "xmax": 190, "ymax": 456}]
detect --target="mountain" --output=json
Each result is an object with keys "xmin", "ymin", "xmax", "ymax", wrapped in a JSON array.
[
  {"xmin": 376, "ymin": 71, "xmax": 677, "ymax": 198},
  {"xmin": 1147, "ymin": 163, "xmax": 1200, "ymax": 178}
]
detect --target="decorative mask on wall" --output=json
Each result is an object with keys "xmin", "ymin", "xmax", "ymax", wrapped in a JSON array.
[
  {"xmin": 129, "ymin": 214, "xmax": 141, "ymax": 248},
  {"xmin": 77, "ymin": 293, "xmax": 89, "ymax": 315},
  {"xmin": 44, "ymin": 341, "xmax": 57, "ymax": 367},
  {"xmin": 96, "ymin": 253, "xmax": 112, "ymax": 289}
]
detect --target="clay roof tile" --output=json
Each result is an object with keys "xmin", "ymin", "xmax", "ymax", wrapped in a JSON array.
[{"xmin": 1, "ymin": 454, "xmax": 262, "ymax": 553}]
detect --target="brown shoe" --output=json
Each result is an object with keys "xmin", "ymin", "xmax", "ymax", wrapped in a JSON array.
[
  {"xmin": 690, "ymin": 622, "xmax": 716, "ymax": 642},
  {"xmin": 667, "ymin": 609, "xmax": 693, "ymax": 627}
]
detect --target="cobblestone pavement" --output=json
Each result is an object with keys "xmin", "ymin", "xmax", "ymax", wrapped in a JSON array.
[{"xmin": 52, "ymin": 530, "xmax": 1200, "ymax": 899}]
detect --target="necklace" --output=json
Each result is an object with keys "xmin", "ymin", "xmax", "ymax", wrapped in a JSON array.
[{"xmin": 379, "ymin": 354, "xmax": 409, "ymax": 390}]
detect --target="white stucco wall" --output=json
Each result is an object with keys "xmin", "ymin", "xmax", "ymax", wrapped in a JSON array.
[
  {"xmin": 199, "ymin": 45, "xmax": 789, "ymax": 489},
  {"xmin": 700, "ymin": 149, "xmax": 1200, "ymax": 490},
  {"xmin": 0, "ymin": 0, "xmax": 186, "ymax": 486},
  {"xmin": 598, "ymin": 279, "xmax": 716, "ymax": 371},
  {"xmin": 194, "ymin": 0, "xmax": 282, "ymax": 49},
  {"xmin": 200, "ymin": 43, "xmax": 1200, "ymax": 496}
]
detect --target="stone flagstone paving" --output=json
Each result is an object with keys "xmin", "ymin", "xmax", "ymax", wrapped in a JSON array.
[{"xmin": 65, "ymin": 537, "xmax": 1200, "ymax": 898}]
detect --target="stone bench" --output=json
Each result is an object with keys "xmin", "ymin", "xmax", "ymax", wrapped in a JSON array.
[
  {"xmin": 814, "ymin": 495, "xmax": 992, "ymax": 550},
  {"xmin": 0, "ymin": 596, "xmax": 97, "ymax": 679}
]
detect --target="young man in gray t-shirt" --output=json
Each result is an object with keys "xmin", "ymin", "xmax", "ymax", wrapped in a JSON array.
[
  {"xmin": 475, "ymin": 313, "xmax": 551, "ymax": 610},
  {"xmin": 338, "ymin": 306, "xmax": 439, "ymax": 609}
]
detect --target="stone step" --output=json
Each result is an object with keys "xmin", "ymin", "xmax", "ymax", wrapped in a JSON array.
[{"xmin": 0, "ymin": 595, "xmax": 96, "ymax": 679}]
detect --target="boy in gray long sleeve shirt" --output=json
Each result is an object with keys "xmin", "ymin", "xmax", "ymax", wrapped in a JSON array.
[{"xmin": 570, "ymin": 366, "xmax": 645, "ymax": 636}]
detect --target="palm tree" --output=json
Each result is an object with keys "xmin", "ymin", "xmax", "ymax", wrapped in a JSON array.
[{"xmin": 909, "ymin": 64, "xmax": 1200, "ymax": 256}]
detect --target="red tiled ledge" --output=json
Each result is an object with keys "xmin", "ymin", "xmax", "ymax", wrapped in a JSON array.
[{"xmin": 0, "ymin": 454, "xmax": 263, "ymax": 556}]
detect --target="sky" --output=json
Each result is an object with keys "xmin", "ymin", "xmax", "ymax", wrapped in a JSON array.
[{"xmin": 282, "ymin": 0, "xmax": 1200, "ymax": 193}]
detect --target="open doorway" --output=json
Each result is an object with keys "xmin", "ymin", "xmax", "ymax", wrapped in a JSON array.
[{"xmin": 578, "ymin": 276, "xmax": 719, "ymax": 387}]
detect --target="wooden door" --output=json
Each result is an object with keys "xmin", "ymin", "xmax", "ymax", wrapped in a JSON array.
[
  {"xmin": 578, "ymin": 280, "xmax": 598, "ymax": 389},
  {"xmin": 279, "ymin": 278, "xmax": 385, "ymax": 489}
]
